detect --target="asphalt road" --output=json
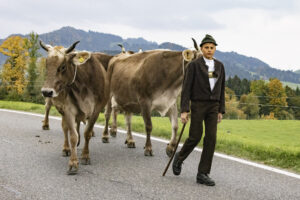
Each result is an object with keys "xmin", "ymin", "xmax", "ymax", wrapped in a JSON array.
[{"xmin": 0, "ymin": 109, "xmax": 300, "ymax": 200}]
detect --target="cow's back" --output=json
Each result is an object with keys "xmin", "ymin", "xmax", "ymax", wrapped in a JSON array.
[
  {"xmin": 132, "ymin": 51, "xmax": 183, "ymax": 97},
  {"xmin": 108, "ymin": 50, "xmax": 184, "ymax": 114},
  {"xmin": 84, "ymin": 54, "xmax": 109, "ymax": 107}
]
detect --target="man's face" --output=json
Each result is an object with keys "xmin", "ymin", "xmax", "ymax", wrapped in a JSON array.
[{"xmin": 201, "ymin": 43, "xmax": 216, "ymax": 59}]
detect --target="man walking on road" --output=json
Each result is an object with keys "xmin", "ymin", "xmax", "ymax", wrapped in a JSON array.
[{"xmin": 172, "ymin": 34, "xmax": 225, "ymax": 186}]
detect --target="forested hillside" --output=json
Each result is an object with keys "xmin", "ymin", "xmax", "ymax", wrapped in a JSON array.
[{"xmin": 1, "ymin": 26, "xmax": 300, "ymax": 83}]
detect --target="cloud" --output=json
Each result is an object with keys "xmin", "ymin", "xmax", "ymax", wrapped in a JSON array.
[
  {"xmin": 0, "ymin": 0, "xmax": 300, "ymax": 70},
  {"xmin": 2, "ymin": 0, "xmax": 297, "ymax": 35}
]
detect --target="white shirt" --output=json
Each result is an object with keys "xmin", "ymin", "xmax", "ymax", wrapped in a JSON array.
[{"xmin": 203, "ymin": 56, "xmax": 216, "ymax": 91}]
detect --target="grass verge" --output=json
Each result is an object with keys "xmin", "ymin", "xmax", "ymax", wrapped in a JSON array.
[{"xmin": 1, "ymin": 100, "xmax": 299, "ymax": 173}]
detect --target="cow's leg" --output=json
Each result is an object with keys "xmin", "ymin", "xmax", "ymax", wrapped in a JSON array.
[
  {"xmin": 124, "ymin": 112, "xmax": 135, "ymax": 148},
  {"xmin": 42, "ymin": 98, "xmax": 52, "ymax": 130},
  {"xmin": 81, "ymin": 113, "xmax": 98, "ymax": 165},
  {"xmin": 76, "ymin": 119, "xmax": 81, "ymax": 146},
  {"xmin": 64, "ymin": 113, "xmax": 79, "ymax": 174},
  {"xmin": 102, "ymin": 99, "xmax": 112, "ymax": 143},
  {"xmin": 166, "ymin": 103, "xmax": 178, "ymax": 157},
  {"xmin": 61, "ymin": 116, "xmax": 70, "ymax": 157},
  {"xmin": 110, "ymin": 107, "xmax": 119, "ymax": 137},
  {"xmin": 109, "ymin": 96, "xmax": 118, "ymax": 137},
  {"xmin": 140, "ymin": 99, "xmax": 153, "ymax": 156}
]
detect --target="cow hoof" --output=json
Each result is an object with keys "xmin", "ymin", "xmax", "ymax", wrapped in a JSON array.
[
  {"xmin": 102, "ymin": 137, "xmax": 109, "ymax": 143},
  {"xmin": 125, "ymin": 140, "xmax": 136, "ymax": 148},
  {"xmin": 144, "ymin": 149, "xmax": 153, "ymax": 156},
  {"xmin": 166, "ymin": 143, "xmax": 175, "ymax": 158},
  {"xmin": 67, "ymin": 167, "xmax": 78, "ymax": 175},
  {"xmin": 68, "ymin": 160, "xmax": 79, "ymax": 175},
  {"xmin": 42, "ymin": 125, "xmax": 50, "ymax": 130},
  {"xmin": 80, "ymin": 157, "xmax": 91, "ymax": 165},
  {"xmin": 110, "ymin": 130, "xmax": 117, "ymax": 137},
  {"xmin": 62, "ymin": 149, "xmax": 71, "ymax": 157}
]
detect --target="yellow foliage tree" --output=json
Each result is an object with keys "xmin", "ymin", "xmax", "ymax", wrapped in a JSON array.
[
  {"xmin": 266, "ymin": 78, "xmax": 287, "ymax": 118},
  {"xmin": 262, "ymin": 112, "xmax": 277, "ymax": 120},
  {"xmin": 224, "ymin": 87, "xmax": 246, "ymax": 119},
  {"xmin": 0, "ymin": 36, "xmax": 28, "ymax": 94}
]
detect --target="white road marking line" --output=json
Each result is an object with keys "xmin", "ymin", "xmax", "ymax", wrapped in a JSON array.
[{"xmin": 1, "ymin": 108, "xmax": 300, "ymax": 180}]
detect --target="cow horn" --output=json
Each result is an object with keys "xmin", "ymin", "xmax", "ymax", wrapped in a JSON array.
[
  {"xmin": 191, "ymin": 38, "xmax": 199, "ymax": 51},
  {"xmin": 39, "ymin": 40, "xmax": 49, "ymax": 52},
  {"xmin": 117, "ymin": 44, "xmax": 126, "ymax": 53},
  {"xmin": 65, "ymin": 41, "xmax": 80, "ymax": 54}
]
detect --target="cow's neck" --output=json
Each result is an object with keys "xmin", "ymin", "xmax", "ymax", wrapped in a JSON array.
[{"xmin": 93, "ymin": 53, "xmax": 113, "ymax": 71}]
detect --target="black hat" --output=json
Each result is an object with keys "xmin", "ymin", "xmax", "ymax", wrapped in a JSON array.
[{"xmin": 200, "ymin": 34, "xmax": 217, "ymax": 47}]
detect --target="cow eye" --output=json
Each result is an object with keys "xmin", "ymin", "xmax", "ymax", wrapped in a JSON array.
[{"xmin": 58, "ymin": 65, "xmax": 66, "ymax": 73}]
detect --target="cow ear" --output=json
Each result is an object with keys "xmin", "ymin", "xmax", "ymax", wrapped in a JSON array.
[
  {"xmin": 71, "ymin": 51, "xmax": 91, "ymax": 65},
  {"xmin": 182, "ymin": 49, "xmax": 194, "ymax": 61}
]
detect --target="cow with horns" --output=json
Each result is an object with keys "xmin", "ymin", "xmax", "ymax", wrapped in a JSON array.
[
  {"xmin": 40, "ymin": 41, "xmax": 112, "ymax": 174},
  {"xmin": 102, "ymin": 39, "xmax": 202, "ymax": 157}
]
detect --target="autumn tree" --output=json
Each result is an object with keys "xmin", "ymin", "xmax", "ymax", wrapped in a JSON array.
[
  {"xmin": 266, "ymin": 78, "xmax": 290, "ymax": 119},
  {"xmin": 0, "ymin": 36, "xmax": 28, "ymax": 95},
  {"xmin": 223, "ymin": 87, "xmax": 246, "ymax": 119},
  {"xmin": 239, "ymin": 93, "xmax": 260, "ymax": 119}
]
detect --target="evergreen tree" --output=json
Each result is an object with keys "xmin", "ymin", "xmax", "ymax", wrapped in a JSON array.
[
  {"xmin": 250, "ymin": 80, "xmax": 269, "ymax": 116},
  {"xmin": 241, "ymin": 78, "xmax": 250, "ymax": 94},
  {"xmin": 225, "ymin": 76, "xmax": 233, "ymax": 89},
  {"xmin": 296, "ymin": 86, "xmax": 300, "ymax": 96},
  {"xmin": 226, "ymin": 76, "xmax": 251, "ymax": 97},
  {"xmin": 285, "ymin": 86, "xmax": 300, "ymax": 119},
  {"xmin": 24, "ymin": 32, "xmax": 41, "ymax": 100}
]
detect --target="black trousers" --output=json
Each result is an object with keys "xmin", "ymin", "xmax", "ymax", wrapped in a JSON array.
[{"xmin": 178, "ymin": 101, "xmax": 219, "ymax": 174}]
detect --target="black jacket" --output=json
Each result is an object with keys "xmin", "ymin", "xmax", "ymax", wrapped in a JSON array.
[{"xmin": 180, "ymin": 56, "xmax": 225, "ymax": 114}]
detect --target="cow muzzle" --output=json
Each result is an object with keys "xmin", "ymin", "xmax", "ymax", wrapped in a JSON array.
[{"xmin": 41, "ymin": 88, "xmax": 57, "ymax": 98}]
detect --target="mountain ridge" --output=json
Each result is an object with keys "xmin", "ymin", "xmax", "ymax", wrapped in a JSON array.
[{"xmin": 0, "ymin": 26, "xmax": 299, "ymax": 84}]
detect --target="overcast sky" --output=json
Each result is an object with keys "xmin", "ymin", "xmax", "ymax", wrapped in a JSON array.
[{"xmin": 1, "ymin": 0, "xmax": 300, "ymax": 71}]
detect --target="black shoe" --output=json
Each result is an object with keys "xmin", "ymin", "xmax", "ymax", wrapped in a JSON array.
[
  {"xmin": 197, "ymin": 173, "xmax": 215, "ymax": 186},
  {"xmin": 172, "ymin": 152, "xmax": 183, "ymax": 176}
]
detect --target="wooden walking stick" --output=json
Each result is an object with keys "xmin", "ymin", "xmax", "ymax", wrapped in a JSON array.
[{"xmin": 162, "ymin": 123, "xmax": 186, "ymax": 176}]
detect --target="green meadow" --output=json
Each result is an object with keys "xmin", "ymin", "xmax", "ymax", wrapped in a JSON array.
[{"xmin": 1, "ymin": 100, "xmax": 299, "ymax": 173}]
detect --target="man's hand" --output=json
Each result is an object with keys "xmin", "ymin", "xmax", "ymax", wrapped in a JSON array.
[
  {"xmin": 181, "ymin": 112, "xmax": 189, "ymax": 124},
  {"xmin": 218, "ymin": 113, "xmax": 223, "ymax": 123}
]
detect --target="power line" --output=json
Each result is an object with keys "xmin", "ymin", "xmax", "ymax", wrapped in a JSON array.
[
  {"xmin": 228, "ymin": 94, "xmax": 300, "ymax": 99},
  {"xmin": 227, "ymin": 102, "xmax": 300, "ymax": 109}
]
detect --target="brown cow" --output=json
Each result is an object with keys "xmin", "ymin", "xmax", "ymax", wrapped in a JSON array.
[
  {"xmin": 103, "ymin": 46, "xmax": 202, "ymax": 157},
  {"xmin": 40, "ymin": 41, "xmax": 112, "ymax": 174},
  {"xmin": 102, "ymin": 45, "xmax": 138, "ymax": 141},
  {"xmin": 40, "ymin": 43, "xmax": 83, "ymax": 146},
  {"xmin": 41, "ymin": 44, "xmax": 79, "ymax": 132}
]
